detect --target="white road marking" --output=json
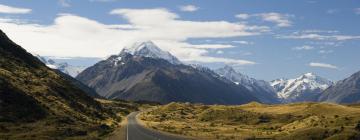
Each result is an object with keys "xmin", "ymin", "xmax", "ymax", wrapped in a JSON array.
[{"xmin": 127, "ymin": 121, "xmax": 129, "ymax": 140}]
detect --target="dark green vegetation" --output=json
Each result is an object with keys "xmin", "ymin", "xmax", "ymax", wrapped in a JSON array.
[
  {"xmin": 140, "ymin": 102, "xmax": 360, "ymax": 140},
  {"xmin": 0, "ymin": 29, "xmax": 138, "ymax": 140}
]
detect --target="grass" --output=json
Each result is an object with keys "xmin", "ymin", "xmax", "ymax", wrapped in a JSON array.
[
  {"xmin": 139, "ymin": 102, "xmax": 360, "ymax": 140},
  {"xmin": 0, "ymin": 98, "xmax": 141, "ymax": 140}
]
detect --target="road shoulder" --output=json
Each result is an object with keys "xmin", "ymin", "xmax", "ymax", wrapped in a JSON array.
[
  {"xmin": 106, "ymin": 116, "xmax": 128, "ymax": 140},
  {"xmin": 135, "ymin": 111, "xmax": 199, "ymax": 140}
]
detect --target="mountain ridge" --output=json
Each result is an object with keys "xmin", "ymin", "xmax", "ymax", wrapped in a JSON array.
[
  {"xmin": 318, "ymin": 70, "xmax": 360, "ymax": 103},
  {"xmin": 271, "ymin": 72, "xmax": 333, "ymax": 103},
  {"xmin": 77, "ymin": 41, "xmax": 259, "ymax": 104},
  {"xmin": 215, "ymin": 65, "xmax": 279, "ymax": 104},
  {"xmin": 36, "ymin": 55, "xmax": 86, "ymax": 77}
]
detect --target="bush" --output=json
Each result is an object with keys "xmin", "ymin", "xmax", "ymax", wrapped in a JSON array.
[{"xmin": 355, "ymin": 121, "xmax": 360, "ymax": 131}]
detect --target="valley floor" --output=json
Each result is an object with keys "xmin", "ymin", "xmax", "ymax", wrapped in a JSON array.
[{"xmin": 139, "ymin": 102, "xmax": 360, "ymax": 140}]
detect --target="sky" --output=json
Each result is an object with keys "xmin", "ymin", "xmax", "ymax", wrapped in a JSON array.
[{"xmin": 0, "ymin": 0, "xmax": 360, "ymax": 81}]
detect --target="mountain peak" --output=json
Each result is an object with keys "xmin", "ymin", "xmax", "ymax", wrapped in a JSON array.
[
  {"xmin": 301, "ymin": 72, "xmax": 316, "ymax": 78},
  {"xmin": 271, "ymin": 73, "xmax": 333, "ymax": 102},
  {"xmin": 120, "ymin": 41, "xmax": 181, "ymax": 64},
  {"xmin": 123, "ymin": 41, "xmax": 157, "ymax": 53},
  {"xmin": 222, "ymin": 65, "xmax": 236, "ymax": 72}
]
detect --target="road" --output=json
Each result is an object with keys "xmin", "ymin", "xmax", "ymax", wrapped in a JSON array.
[{"xmin": 126, "ymin": 112, "xmax": 188, "ymax": 140}]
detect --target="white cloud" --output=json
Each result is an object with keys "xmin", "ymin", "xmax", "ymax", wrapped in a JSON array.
[
  {"xmin": 179, "ymin": 5, "xmax": 199, "ymax": 12},
  {"xmin": 0, "ymin": 8, "xmax": 267, "ymax": 65},
  {"xmin": 318, "ymin": 50, "xmax": 333, "ymax": 54},
  {"xmin": 189, "ymin": 44, "xmax": 235, "ymax": 49},
  {"xmin": 278, "ymin": 34, "xmax": 360, "ymax": 41},
  {"xmin": 235, "ymin": 14, "xmax": 250, "ymax": 19},
  {"xmin": 301, "ymin": 30, "xmax": 339, "ymax": 34},
  {"xmin": 293, "ymin": 45, "xmax": 314, "ymax": 50},
  {"xmin": 278, "ymin": 32, "xmax": 360, "ymax": 41},
  {"xmin": 326, "ymin": 9, "xmax": 338, "ymax": 14},
  {"xmin": 256, "ymin": 13, "xmax": 292, "ymax": 27},
  {"xmin": 309, "ymin": 62, "xmax": 338, "ymax": 69},
  {"xmin": 355, "ymin": 8, "xmax": 360, "ymax": 15},
  {"xmin": 58, "ymin": 0, "xmax": 71, "ymax": 7},
  {"xmin": 235, "ymin": 12, "xmax": 292, "ymax": 27},
  {"xmin": 0, "ymin": 4, "xmax": 31, "ymax": 14},
  {"xmin": 216, "ymin": 50, "xmax": 224, "ymax": 54},
  {"xmin": 232, "ymin": 40, "xmax": 253, "ymax": 45}
]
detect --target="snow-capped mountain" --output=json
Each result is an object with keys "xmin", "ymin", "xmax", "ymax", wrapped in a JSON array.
[
  {"xmin": 121, "ymin": 41, "xmax": 181, "ymax": 65},
  {"xmin": 271, "ymin": 73, "xmax": 333, "ymax": 103},
  {"xmin": 36, "ymin": 55, "xmax": 86, "ymax": 77},
  {"xmin": 76, "ymin": 41, "xmax": 259, "ymax": 104},
  {"xmin": 215, "ymin": 65, "xmax": 279, "ymax": 104}
]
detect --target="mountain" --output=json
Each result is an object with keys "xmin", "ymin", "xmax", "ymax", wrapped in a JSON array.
[
  {"xmin": 35, "ymin": 55, "xmax": 99, "ymax": 97},
  {"xmin": 76, "ymin": 41, "xmax": 259, "ymax": 104},
  {"xmin": 215, "ymin": 65, "xmax": 279, "ymax": 104},
  {"xmin": 0, "ymin": 29, "xmax": 115, "ymax": 139},
  {"xmin": 271, "ymin": 73, "xmax": 333, "ymax": 103},
  {"xmin": 54, "ymin": 69, "xmax": 101, "ymax": 98},
  {"xmin": 122, "ymin": 41, "xmax": 181, "ymax": 65},
  {"xmin": 36, "ymin": 55, "xmax": 86, "ymax": 77},
  {"xmin": 318, "ymin": 71, "xmax": 360, "ymax": 103}
]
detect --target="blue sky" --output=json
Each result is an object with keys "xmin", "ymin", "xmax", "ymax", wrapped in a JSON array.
[{"xmin": 0, "ymin": 0, "xmax": 360, "ymax": 81}]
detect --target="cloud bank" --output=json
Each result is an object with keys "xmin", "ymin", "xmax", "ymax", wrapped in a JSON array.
[
  {"xmin": 0, "ymin": 8, "xmax": 268, "ymax": 65},
  {"xmin": 0, "ymin": 4, "xmax": 31, "ymax": 14},
  {"xmin": 236, "ymin": 12, "xmax": 293, "ymax": 27}
]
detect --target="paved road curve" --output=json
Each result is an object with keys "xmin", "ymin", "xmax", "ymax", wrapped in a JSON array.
[{"xmin": 126, "ymin": 112, "xmax": 188, "ymax": 140}]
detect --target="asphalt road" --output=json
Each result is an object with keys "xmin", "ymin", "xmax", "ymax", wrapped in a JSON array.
[{"xmin": 126, "ymin": 112, "xmax": 187, "ymax": 140}]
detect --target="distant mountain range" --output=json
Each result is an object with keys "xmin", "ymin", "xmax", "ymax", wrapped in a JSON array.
[
  {"xmin": 215, "ymin": 65, "xmax": 279, "ymax": 104},
  {"xmin": 73, "ymin": 40, "xmax": 360, "ymax": 104},
  {"xmin": 23, "ymin": 40, "xmax": 359, "ymax": 105},
  {"xmin": 76, "ymin": 41, "xmax": 259, "ymax": 104},
  {"xmin": 271, "ymin": 73, "xmax": 333, "ymax": 103},
  {"xmin": 0, "ymin": 25, "xmax": 359, "ymax": 108},
  {"xmin": 36, "ymin": 55, "xmax": 86, "ymax": 77}
]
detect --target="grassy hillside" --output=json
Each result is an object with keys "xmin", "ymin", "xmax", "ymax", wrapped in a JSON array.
[
  {"xmin": 0, "ymin": 29, "xmax": 140, "ymax": 140},
  {"xmin": 139, "ymin": 102, "xmax": 360, "ymax": 140}
]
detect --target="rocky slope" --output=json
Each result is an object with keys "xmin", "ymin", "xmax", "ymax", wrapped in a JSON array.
[
  {"xmin": 318, "ymin": 71, "xmax": 360, "ymax": 103},
  {"xmin": 77, "ymin": 41, "xmax": 259, "ymax": 104},
  {"xmin": 215, "ymin": 65, "xmax": 279, "ymax": 104}
]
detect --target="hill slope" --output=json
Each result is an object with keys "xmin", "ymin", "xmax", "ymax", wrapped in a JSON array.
[
  {"xmin": 319, "ymin": 71, "xmax": 360, "ymax": 103},
  {"xmin": 140, "ymin": 102, "xmax": 360, "ymax": 140},
  {"xmin": 77, "ymin": 41, "xmax": 259, "ymax": 105},
  {"xmin": 0, "ymin": 29, "xmax": 116, "ymax": 139}
]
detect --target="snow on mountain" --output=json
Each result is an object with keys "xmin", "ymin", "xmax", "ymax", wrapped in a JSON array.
[
  {"xmin": 271, "ymin": 73, "xmax": 333, "ymax": 102},
  {"xmin": 270, "ymin": 78, "xmax": 288, "ymax": 92},
  {"xmin": 76, "ymin": 44, "xmax": 259, "ymax": 104},
  {"xmin": 215, "ymin": 65, "xmax": 273, "ymax": 92},
  {"xmin": 121, "ymin": 41, "xmax": 181, "ymax": 65},
  {"xmin": 215, "ymin": 65, "xmax": 279, "ymax": 104},
  {"xmin": 35, "ymin": 55, "xmax": 86, "ymax": 77}
]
